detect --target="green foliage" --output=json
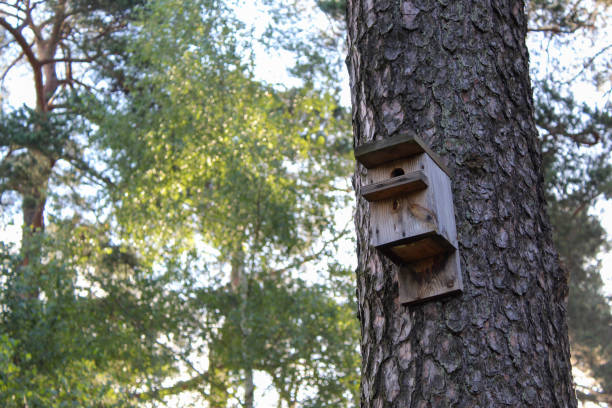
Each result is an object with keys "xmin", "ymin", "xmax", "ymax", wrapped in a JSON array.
[
  {"xmin": 200, "ymin": 274, "xmax": 359, "ymax": 406},
  {"xmin": 96, "ymin": 0, "xmax": 353, "ymax": 255},
  {"xmin": 88, "ymin": 1, "xmax": 358, "ymax": 404},
  {"xmin": 316, "ymin": 0, "xmax": 345, "ymax": 20},
  {"xmin": 0, "ymin": 223, "xmax": 200, "ymax": 407},
  {"xmin": 257, "ymin": 0, "xmax": 347, "ymax": 92},
  {"xmin": 526, "ymin": 0, "xmax": 611, "ymax": 34},
  {"xmin": 0, "ymin": 107, "xmax": 73, "ymax": 154},
  {"xmin": 1, "ymin": 0, "xmax": 359, "ymax": 405}
]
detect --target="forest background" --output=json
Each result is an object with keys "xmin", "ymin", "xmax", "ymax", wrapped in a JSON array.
[{"xmin": 0, "ymin": 0, "xmax": 610, "ymax": 407}]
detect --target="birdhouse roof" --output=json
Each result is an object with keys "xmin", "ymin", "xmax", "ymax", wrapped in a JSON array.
[{"xmin": 355, "ymin": 133, "xmax": 452, "ymax": 177}]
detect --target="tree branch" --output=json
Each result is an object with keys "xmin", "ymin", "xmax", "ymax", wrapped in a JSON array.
[
  {"xmin": 39, "ymin": 56, "xmax": 96, "ymax": 65},
  {"xmin": 564, "ymin": 43, "xmax": 612, "ymax": 84},
  {"xmin": 269, "ymin": 226, "xmax": 351, "ymax": 276},
  {"xmin": 60, "ymin": 152, "xmax": 117, "ymax": 189},
  {"xmin": 0, "ymin": 8, "xmax": 25, "ymax": 21},
  {"xmin": 47, "ymin": 0, "xmax": 66, "ymax": 52},
  {"xmin": 130, "ymin": 373, "xmax": 210, "ymax": 401},
  {"xmin": 0, "ymin": 49, "xmax": 25, "ymax": 84},
  {"xmin": 24, "ymin": 0, "xmax": 43, "ymax": 43},
  {"xmin": 0, "ymin": 1, "xmax": 27, "ymax": 14},
  {"xmin": 527, "ymin": 24, "xmax": 593, "ymax": 34},
  {"xmin": 56, "ymin": 77, "xmax": 94, "ymax": 92},
  {"xmin": 575, "ymin": 385, "xmax": 612, "ymax": 405},
  {"xmin": 0, "ymin": 15, "xmax": 44, "ymax": 110},
  {"xmin": 540, "ymin": 122, "xmax": 600, "ymax": 146}
]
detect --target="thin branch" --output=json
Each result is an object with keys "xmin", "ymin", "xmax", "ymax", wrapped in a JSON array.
[
  {"xmin": 564, "ymin": 43, "xmax": 612, "ymax": 84},
  {"xmin": 575, "ymin": 385, "xmax": 612, "ymax": 405},
  {"xmin": 527, "ymin": 26, "xmax": 578, "ymax": 34},
  {"xmin": 527, "ymin": 21, "xmax": 595, "ymax": 34},
  {"xmin": 47, "ymin": 0, "xmax": 66, "ymax": 52},
  {"xmin": 56, "ymin": 77, "xmax": 94, "ymax": 91},
  {"xmin": 24, "ymin": 0, "xmax": 43, "ymax": 42},
  {"xmin": 60, "ymin": 152, "xmax": 117, "ymax": 189},
  {"xmin": 130, "ymin": 373, "xmax": 210, "ymax": 401},
  {"xmin": 39, "ymin": 56, "xmax": 97, "ymax": 65},
  {"xmin": 0, "ymin": 49, "xmax": 24, "ymax": 84},
  {"xmin": 270, "ymin": 226, "xmax": 352, "ymax": 276},
  {"xmin": 0, "ymin": 1, "xmax": 27, "ymax": 14},
  {"xmin": 541, "ymin": 122, "xmax": 600, "ymax": 146},
  {"xmin": 154, "ymin": 338, "xmax": 204, "ymax": 377},
  {"xmin": 62, "ymin": 42, "xmax": 72, "ymax": 88},
  {"xmin": 0, "ymin": 16, "xmax": 44, "ymax": 110},
  {"xmin": 0, "ymin": 8, "xmax": 24, "ymax": 20},
  {"xmin": 0, "ymin": 16, "xmax": 36, "ymax": 66},
  {"xmin": 570, "ymin": 191, "xmax": 602, "ymax": 218}
]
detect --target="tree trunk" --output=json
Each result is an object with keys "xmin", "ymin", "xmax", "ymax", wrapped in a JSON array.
[
  {"xmin": 346, "ymin": 0, "xmax": 577, "ymax": 406},
  {"xmin": 231, "ymin": 250, "xmax": 254, "ymax": 408}
]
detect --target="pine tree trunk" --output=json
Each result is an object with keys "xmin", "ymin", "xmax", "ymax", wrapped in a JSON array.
[{"xmin": 346, "ymin": 0, "xmax": 577, "ymax": 406}]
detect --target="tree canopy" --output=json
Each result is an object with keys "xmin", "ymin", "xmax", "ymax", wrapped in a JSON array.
[{"xmin": 0, "ymin": 0, "xmax": 358, "ymax": 406}]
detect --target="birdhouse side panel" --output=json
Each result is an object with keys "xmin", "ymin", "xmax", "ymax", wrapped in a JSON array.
[{"xmin": 422, "ymin": 155, "xmax": 458, "ymax": 246}]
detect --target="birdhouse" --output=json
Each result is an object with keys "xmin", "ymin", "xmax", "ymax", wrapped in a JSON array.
[{"xmin": 355, "ymin": 133, "xmax": 463, "ymax": 304}]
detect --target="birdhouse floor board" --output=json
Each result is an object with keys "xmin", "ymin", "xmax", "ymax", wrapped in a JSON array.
[
  {"xmin": 361, "ymin": 171, "xmax": 428, "ymax": 201},
  {"xmin": 377, "ymin": 232, "xmax": 455, "ymax": 265},
  {"xmin": 388, "ymin": 237, "xmax": 448, "ymax": 263}
]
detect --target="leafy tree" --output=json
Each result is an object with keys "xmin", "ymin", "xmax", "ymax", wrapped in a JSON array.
[
  {"xmin": 1, "ymin": 0, "xmax": 360, "ymax": 406},
  {"xmin": 0, "ymin": 1, "xmax": 179, "ymax": 405},
  {"xmin": 93, "ymin": 1, "xmax": 359, "ymax": 405}
]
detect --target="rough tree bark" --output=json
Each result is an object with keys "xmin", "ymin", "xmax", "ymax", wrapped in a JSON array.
[{"xmin": 346, "ymin": 0, "xmax": 577, "ymax": 406}]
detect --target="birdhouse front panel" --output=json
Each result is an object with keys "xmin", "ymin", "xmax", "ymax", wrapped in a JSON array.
[{"xmin": 366, "ymin": 154, "xmax": 457, "ymax": 256}]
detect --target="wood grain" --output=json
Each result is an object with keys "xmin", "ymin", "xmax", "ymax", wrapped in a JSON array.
[
  {"xmin": 363, "ymin": 153, "xmax": 463, "ymax": 304},
  {"xmin": 362, "ymin": 171, "xmax": 428, "ymax": 201},
  {"xmin": 355, "ymin": 132, "xmax": 452, "ymax": 176}
]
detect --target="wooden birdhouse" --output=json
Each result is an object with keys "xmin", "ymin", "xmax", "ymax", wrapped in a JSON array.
[{"xmin": 355, "ymin": 133, "xmax": 463, "ymax": 304}]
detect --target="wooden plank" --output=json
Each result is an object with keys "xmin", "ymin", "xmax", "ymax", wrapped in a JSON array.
[
  {"xmin": 366, "ymin": 155, "xmax": 424, "ymax": 185},
  {"xmin": 377, "ymin": 231, "xmax": 455, "ymax": 265},
  {"xmin": 391, "ymin": 156, "xmax": 462, "ymax": 304},
  {"xmin": 361, "ymin": 171, "xmax": 428, "ymax": 202},
  {"xmin": 422, "ymin": 154, "xmax": 458, "ymax": 246},
  {"xmin": 366, "ymin": 154, "xmax": 462, "ymax": 304},
  {"xmin": 355, "ymin": 133, "xmax": 452, "ymax": 177},
  {"xmin": 369, "ymin": 190, "xmax": 435, "ymax": 248},
  {"xmin": 397, "ymin": 250, "xmax": 462, "ymax": 305},
  {"xmin": 387, "ymin": 235, "xmax": 453, "ymax": 263},
  {"xmin": 368, "ymin": 158, "xmax": 454, "ymax": 249},
  {"xmin": 355, "ymin": 133, "xmax": 425, "ymax": 168}
]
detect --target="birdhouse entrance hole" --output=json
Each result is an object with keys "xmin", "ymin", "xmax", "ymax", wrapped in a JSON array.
[{"xmin": 391, "ymin": 168, "xmax": 405, "ymax": 178}]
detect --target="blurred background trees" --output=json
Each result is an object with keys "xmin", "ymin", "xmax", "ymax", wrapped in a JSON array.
[
  {"xmin": 526, "ymin": 0, "xmax": 612, "ymax": 403},
  {"xmin": 0, "ymin": 0, "xmax": 357, "ymax": 406},
  {"xmin": 0, "ymin": 0, "xmax": 610, "ymax": 406}
]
